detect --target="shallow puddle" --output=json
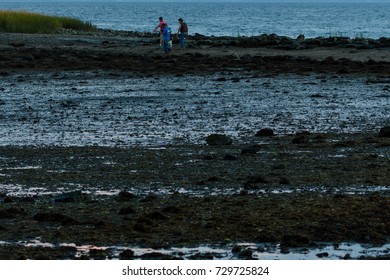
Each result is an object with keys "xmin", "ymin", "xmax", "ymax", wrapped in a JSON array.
[{"xmin": 0, "ymin": 238, "xmax": 388, "ymax": 260}]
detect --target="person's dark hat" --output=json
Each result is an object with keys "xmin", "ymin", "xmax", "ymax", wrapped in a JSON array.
[{"xmin": 178, "ymin": 18, "xmax": 183, "ymax": 22}]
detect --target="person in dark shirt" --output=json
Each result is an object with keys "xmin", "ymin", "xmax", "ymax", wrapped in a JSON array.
[{"xmin": 177, "ymin": 18, "xmax": 188, "ymax": 49}]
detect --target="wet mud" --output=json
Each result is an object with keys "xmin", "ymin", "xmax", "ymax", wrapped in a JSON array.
[{"xmin": 0, "ymin": 31, "xmax": 390, "ymax": 259}]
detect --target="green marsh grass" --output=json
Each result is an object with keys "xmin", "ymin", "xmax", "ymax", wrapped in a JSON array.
[{"xmin": 0, "ymin": 10, "xmax": 96, "ymax": 34}]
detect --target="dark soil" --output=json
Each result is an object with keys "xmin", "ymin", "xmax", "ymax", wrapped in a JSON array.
[{"xmin": 1, "ymin": 133, "xmax": 389, "ymax": 259}]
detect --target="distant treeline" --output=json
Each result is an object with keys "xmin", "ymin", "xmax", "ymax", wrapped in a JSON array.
[{"xmin": 0, "ymin": 10, "xmax": 96, "ymax": 34}]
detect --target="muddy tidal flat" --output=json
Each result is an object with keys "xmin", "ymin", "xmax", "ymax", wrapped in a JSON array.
[{"xmin": 0, "ymin": 31, "xmax": 390, "ymax": 259}]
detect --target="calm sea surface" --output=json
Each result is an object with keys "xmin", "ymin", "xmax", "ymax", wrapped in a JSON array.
[{"xmin": 0, "ymin": 2, "xmax": 390, "ymax": 38}]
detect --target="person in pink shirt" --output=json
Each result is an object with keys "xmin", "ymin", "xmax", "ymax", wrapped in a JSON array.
[{"xmin": 153, "ymin": 17, "xmax": 167, "ymax": 47}]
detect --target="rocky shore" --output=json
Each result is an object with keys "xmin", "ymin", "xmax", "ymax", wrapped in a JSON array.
[
  {"xmin": 1, "ymin": 30, "xmax": 390, "ymax": 76},
  {"xmin": 0, "ymin": 30, "xmax": 389, "ymax": 259}
]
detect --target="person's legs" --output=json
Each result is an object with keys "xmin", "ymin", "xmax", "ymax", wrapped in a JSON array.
[
  {"xmin": 180, "ymin": 32, "xmax": 187, "ymax": 49},
  {"xmin": 163, "ymin": 40, "xmax": 171, "ymax": 54}
]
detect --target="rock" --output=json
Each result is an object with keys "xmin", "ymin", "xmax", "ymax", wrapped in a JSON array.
[
  {"xmin": 3, "ymin": 196, "xmax": 13, "ymax": 203},
  {"xmin": 33, "ymin": 212, "xmax": 79, "ymax": 226},
  {"xmin": 89, "ymin": 249, "xmax": 107, "ymax": 260},
  {"xmin": 189, "ymin": 253, "xmax": 214, "ymax": 260},
  {"xmin": 223, "ymin": 154, "xmax": 237, "ymax": 160},
  {"xmin": 237, "ymin": 248, "xmax": 255, "ymax": 259},
  {"xmin": 292, "ymin": 135, "xmax": 308, "ymax": 144},
  {"xmin": 378, "ymin": 126, "xmax": 390, "ymax": 137},
  {"xmin": 241, "ymin": 146, "xmax": 260, "ymax": 155},
  {"xmin": 316, "ymin": 252, "xmax": 329, "ymax": 258},
  {"xmin": 117, "ymin": 191, "xmax": 135, "ymax": 201},
  {"xmin": 119, "ymin": 249, "xmax": 135, "ymax": 260},
  {"xmin": 54, "ymin": 190, "xmax": 84, "ymax": 203},
  {"xmin": 203, "ymin": 155, "xmax": 216, "ymax": 160},
  {"xmin": 244, "ymin": 175, "xmax": 268, "ymax": 189},
  {"xmin": 139, "ymin": 252, "xmax": 179, "ymax": 260},
  {"xmin": 232, "ymin": 245, "xmax": 243, "ymax": 254},
  {"xmin": 279, "ymin": 177, "xmax": 290, "ymax": 185},
  {"xmin": 255, "ymin": 128, "xmax": 275, "ymax": 137},
  {"xmin": 205, "ymin": 134, "xmax": 233, "ymax": 145},
  {"xmin": 9, "ymin": 42, "xmax": 25, "ymax": 47}
]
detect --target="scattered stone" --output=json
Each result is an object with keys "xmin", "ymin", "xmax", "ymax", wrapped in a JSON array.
[
  {"xmin": 309, "ymin": 93, "xmax": 325, "ymax": 98},
  {"xmin": 60, "ymin": 100, "xmax": 78, "ymax": 108},
  {"xmin": 343, "ymin": 253, "xmax": 352, "ymax": 260},
  {"xmin": 119, "ymin": 249, "xmax": 135, "ymax": 260},
  {"xmin": 3, "ymin": 196, "xmax": 13, "ymax": 203},
  {"xmin": 237, "ymin": 248, "xmax": 254, "ymax": 259},
  {"xmin": 279, "ymin": 177, "xmax": 290, "ymax": 185},
  {"xmin": 188, "ymin": 252, "xmax": 214, "ymax": 260},
  {"xmin": 89, "ymin": 249, "xmax": 107, "ymax": 260},
  {"xmin": 232, "ymin": 245, "xmax": 243, "ymax": 254},
  {"xmin": 205, "ymin": 134, "xmax": 233, "ymax": 145},
  {"xmin": 255, "ymin": 128, "xmax": 275, "ymax": 137},
  {"xmin": 54, "ymin": 190, "xmax": 84, "ymax": 203},
  {"xmin": 378, "ymin": 126, "xmax": 390, "ymax": 137},
  {"xmin": 241, "ymin": 146, "xmax": 260, "ymax": 155},
  {"xmin": 117, "ymin": 191, "xmax": 135, "ymax": 201},
  {"xmin": 223, "ymin": 154, "xmax": 237, "ymax": 160},
  {"xmin": 207, "ymin": 176, "xmax": 219, "ymax": 182},
  {"xmin": 244, "ymin": 175, "xmax": 268, "ymax": 189},
  {"xmin": 33, "ymin": 212, "xmax": 79, "ymax": 226},
  {"xmin": 296, "ymin": 34, "xmax": 305, "ymax": 41},
  {"xmin": 203, "ymin": 155, "xmax": 216, "ymax": 160},
  {"xmin": 9, "ymin": 42, "xmax": 25, "ymax": 47},
  {"xmin": 138, "ymin": 252, "xmax": 179, "ymax": 260},
  {"xmin": 292, "ymin": 135, "xmax": 308, "ymax": 144},
  {"xmin": 316, "ymin": 252, "xmax": 329, "ymax": 258}
]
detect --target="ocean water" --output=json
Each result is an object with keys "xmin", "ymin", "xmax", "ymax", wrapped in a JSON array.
[{"xmin": 0, "ymin": 1, "xmax": 390, "ymax": 38}]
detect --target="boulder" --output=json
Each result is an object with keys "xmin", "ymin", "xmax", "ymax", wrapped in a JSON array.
[
  {"xmin": 255, "ymin": 128, "xmax": 274, "ymax": 137},
  {"xmin": 54, "ymin": 190, "xmax": 84, "ymax": 203},
  {"xmin": 205, "ymin": 134, "xmax": 232, "ymax": 145},
  {"xmin": 378, "ymin": 126, "xmax": 390, "ymax": 137}
]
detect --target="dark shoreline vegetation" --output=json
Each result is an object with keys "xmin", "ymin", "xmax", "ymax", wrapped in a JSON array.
[
  {"xmin": 0, "ymin": 10, "xmax": 96, "ymax": 34},
  {"xmin": 0, "ymin": 22, "xmax": 390, "ymax": 259}
]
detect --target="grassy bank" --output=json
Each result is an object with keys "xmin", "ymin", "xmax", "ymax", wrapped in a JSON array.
[{"xmin": 0, "ymin": 10, "xmax": 96, "ymax": 34}]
